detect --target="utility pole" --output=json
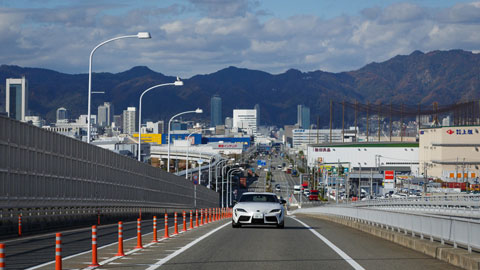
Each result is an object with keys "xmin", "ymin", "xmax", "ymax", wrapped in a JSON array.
[
  {"xmin": 355, "ymin": 100, "xmax": 358, "ymax": 142},
  {"xmin": 377, "ymin": 103, "xmax": 381, "ymax": 142},
  {"xmin": 342, "ymin": 100, "xmax": 345, "ymax": 143},
  {"xmin": 329, "ymin": 100, "xmax": 333, "ymax": 143},
  {"xmin": 358, "ymin": 163, "xmax": 362, "ymax": 200},
  {"xmin": 370, "ymin": 168, "xmax": 373, "ymax": 199},
  {"xmin": 366, "ymin": 102, "xmax": 370, "ymax": 142}
]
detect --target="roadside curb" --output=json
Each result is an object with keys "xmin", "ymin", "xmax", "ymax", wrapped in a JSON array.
[{"xmin": 299, "ymin": 213, "xmax": 480, "ymax": 270}]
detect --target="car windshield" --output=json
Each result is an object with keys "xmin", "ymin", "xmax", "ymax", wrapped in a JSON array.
[{"xmin": 239, "ymin": 194, "xmax": 278, "ymax": 203}]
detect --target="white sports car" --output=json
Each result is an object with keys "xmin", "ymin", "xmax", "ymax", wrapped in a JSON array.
[{"xmin": 232, "ymin": 192, "xmax": 286, "ymax": 228}]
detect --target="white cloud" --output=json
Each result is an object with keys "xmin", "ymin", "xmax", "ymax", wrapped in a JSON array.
[{"xmin": 0, "ymin": 1, "xmax": 479, "ymax": 77}]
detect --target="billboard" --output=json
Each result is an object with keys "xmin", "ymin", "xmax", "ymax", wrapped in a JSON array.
[
  {"xmin": 213, "ymin": 142, "xmax": 243, "ymax": 149},
  {"xmin": 384, "ymin": 170, "xmax": 395, "ymax": 180}
]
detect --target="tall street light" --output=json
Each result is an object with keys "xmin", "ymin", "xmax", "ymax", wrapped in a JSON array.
[
  {"xmin": 87, "ymin": 32, "xmax": 151, "ymax": 143},
  {"xmin": 185, "ymin": 128, "xmax": 214, "ymax": 179},
  {"xmin": 138, "ymin": 79, "xmax": 183, "ymax": 161},
  {"xmin": 227, "ymin": 168, "xmax": 242, "ymax": 207},
  {"xmin": 215, "ymin": 159, "xmax": 228, "ymax": 192},
  {"xmin": 167, "ymin": 108, "xmax": 203, "ymax": 172}
]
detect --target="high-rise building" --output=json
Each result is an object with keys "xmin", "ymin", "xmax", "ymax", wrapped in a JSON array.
[
  {"xmin": 297, "ymin": 105, "xmax": 310, "ymax": 129},
  {"xmin": 146, "ymin": 121, "xmax": 164, "ymax": 133},
  {"xmin": 210, "ymin": 95, "xmax": 222, "ymax": 127},
  {"xmin": 56, "ymin": 107, "xmax": 68, "ymax": 123},
  {"xmin": 113, "ymin": 115, "xmax": 123, "ymax": 129},
  {"xmin": 123, "ymin": 107, "xmax": 136, "ymax": 135},
  {"xmin": 233, "ymin": 109, "xmax": 257, "ymax": 134},
  {"xmin": 225, "ymin": 117, "xmax": 233, "ymax": 129},
  {"xmin": 254, "ymin": 104, "xmax": 260, "ymax": 127},
  {"xmin": 6, "ymin": 76, "xmax": 28, "ymax": 121},
  {"xmin": 98, "ymin": 102, "xmax": 114, "ymax": 127}
]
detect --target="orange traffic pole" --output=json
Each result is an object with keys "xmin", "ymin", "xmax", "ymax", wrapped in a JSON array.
[
  {"xmin": 189, "ymin": 210, "xmax": 193, "ymax": 229},
  {"xmin": 18, "ymin": 215, "xmax": 22, "ymax": 236},
  {"xmin": 200, "ymin": 209, "xmax": 204, "ymax": 226},
  {"xmin": 0, "ymin": 243, "xmax": 5, "ymax": 270},
  {"xmin": 182, "ymin": 211, "xmax": 187, "ymax": 232},
  {"xmin": 135, "ymin": 218, "xmax": 143, "ymax": 249},
  {"xmin": 55, "ymin": 233, "xmax": 62, "ymax": 270},
  {"xmin": 164, "ymin": 213, "xmax": 169, "ymax": 238},
  {"xmin": 209, "ymin": 208, "xmax": 212, "ymax": 223},
  {"xmin": 89, "ymin": 226, "xmax": 99, "ymax": 267},
  {"xmin": 115, "ymin": 222, "xmax": 125, "ymax": 256},
  {"xmin": 174, "ymin": 212, "xmax": 179, "ymax": 235},
  {"xmin": 152, "ymin": 216, "xmax": 158, "ymax": 243},
  {"xmin": 195, "ymin": 209, "xmax": 199, "ymax": 228}
]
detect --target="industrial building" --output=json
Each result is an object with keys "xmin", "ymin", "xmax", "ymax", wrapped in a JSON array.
[{"xmin": 419, "ymin": 125, "xmax": 480, "ymax": 182}]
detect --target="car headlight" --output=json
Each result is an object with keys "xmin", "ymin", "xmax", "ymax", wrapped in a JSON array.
[
  {"xmin": 269, "ymin": 209, "xmax": 281, "ymax": 213},
  {"xmin": 236, "ymin": 208, "xmax": 247, "ymax": 213}
]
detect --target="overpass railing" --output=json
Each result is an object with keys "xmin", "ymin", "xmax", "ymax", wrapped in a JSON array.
[
  {"xmin": 295, "ymin": 206, "xmax": 480, "ymax": 252},
  {"xmin": 350, "ymin": 194, "xmax": 480, "ymax": 218}
]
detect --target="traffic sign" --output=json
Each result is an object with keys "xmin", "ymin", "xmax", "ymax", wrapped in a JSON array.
[
  {"xmin": 193, "ymin": 174, "xmax": 198, "ymax": 185},
  {"xmin": 257, "ymin": 160, "xmax": 267, "ymax": 166}
]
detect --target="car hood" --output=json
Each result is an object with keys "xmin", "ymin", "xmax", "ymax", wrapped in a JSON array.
[{"xmin": 234, "ymin": 202, "xmax": 282, "ymax": 214}]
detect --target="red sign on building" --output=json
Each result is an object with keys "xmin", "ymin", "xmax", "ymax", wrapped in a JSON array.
[{"xmin": 384, "ymin": 170, "xmax": 395, "ymax": 180}]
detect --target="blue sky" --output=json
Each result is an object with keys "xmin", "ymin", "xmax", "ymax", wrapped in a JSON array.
[{"xmin": 0, "ymin": 0, "xmax": 479, "ymax": 77}]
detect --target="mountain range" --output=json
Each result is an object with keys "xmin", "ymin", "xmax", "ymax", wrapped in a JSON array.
[{"xmin": 0, "ymin": 49, "xmax": 479, "ymax": 127}]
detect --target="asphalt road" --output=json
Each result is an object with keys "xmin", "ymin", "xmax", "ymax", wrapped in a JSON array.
[
  {"xmin": 3, "ymin": 215, "xmax": 182, "ymax": 269},
  {"xmin": 154, "ymin": 215, "xmax": 460, "ymax": 270}
]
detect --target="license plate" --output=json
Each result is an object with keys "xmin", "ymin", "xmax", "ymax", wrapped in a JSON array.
[{"xmin": 253, "ymin": 213, "xmax": 263, "ymax": 219}]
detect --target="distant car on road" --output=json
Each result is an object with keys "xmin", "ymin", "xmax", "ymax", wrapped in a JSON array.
[
  {"xmin": 308, "ymin": 190, "xmax": 319, "ymax": 201},
  {"xmin": 275, "ymin": 185, "xmax": 281, "ymax": 192},
  {"xmin": 232, "ymin": 192, "xmax": 285, "ymax": 228},
  {"xmin": 293, "ymin": 185, "xmax": 301, "ymax": 194}
]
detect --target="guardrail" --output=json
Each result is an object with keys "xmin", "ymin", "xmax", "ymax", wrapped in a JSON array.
[
  {"xmin": 353, "ymin": 194, "xmax": 480, "ymax": 208},
  {"xmin": 295, "ymin": 206, "xmax": 480, "ymax": 252}
]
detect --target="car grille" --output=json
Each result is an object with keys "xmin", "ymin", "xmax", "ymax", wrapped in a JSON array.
[
  {"xmin": 265, "ymin": 216, "xmax": 277, "ymax": 223},
  {"xmin": 251, "ymin": 218, "xmax": 264, "ymax": 224},
  {"xmin": 238, "ymin": 216, "xmax": 250, "ymax": 222}
]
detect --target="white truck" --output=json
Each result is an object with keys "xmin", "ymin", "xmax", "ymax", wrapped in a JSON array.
[{"xmin": 293, "ymin": 185, "xmax": 301, "ymax": 194}]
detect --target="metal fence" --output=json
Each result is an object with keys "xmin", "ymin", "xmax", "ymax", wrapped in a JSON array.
[
  {"xmin": 296, "ymin": 206, "xmax": 480, "ymax": 252},
  {"xmin": 0, "ymin": 115, "xmax": 219, "ymax": 212},
  {"xmin": 350, "ymin": 194, "xmax": 480, "ymax": 218}
]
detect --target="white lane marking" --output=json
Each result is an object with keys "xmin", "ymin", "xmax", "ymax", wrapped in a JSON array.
[
  {"xmin": 145, "ymin": 222, "xmax": 230, "ymax": 270},
  {"xmin": 292, "ymin": 217, "xmax": 365, "ymax": 270},
  {"xmin": 26, "ymin": 225, "xmax": 169, "ymax": 270}
]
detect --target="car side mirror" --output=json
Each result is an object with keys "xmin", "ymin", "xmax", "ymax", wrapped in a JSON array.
[{"xmin": 281, "ymin": 199, "xmax": 286, "ymax": 205}]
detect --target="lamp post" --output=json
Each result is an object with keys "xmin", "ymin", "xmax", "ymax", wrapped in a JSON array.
[
  {"xmin": 228, "ymin": 168, "xmax": 242, "ymax": 206},
  {"xmin": 208, "ymin": 155, "xmax": 219, "ymax": 189},
  {"xmin": 87, "ymin": 32, "xmax": 151, "ymax": 143},
  {"xmin": 221, "ymin": 160, "xmax": 234, "ymax": 207},
  {"xmin": 185, "ymin": 128, "xmax": 214, "ymax": 179},
  {"xmin": 167, "ymin": 108, "xmax": 203, "ymax": 172},
  {"xmin": 138, "ymin": 80, "xmax": 183, "ymax": 161},
  {"xmin": 215, "ymin": 159, "xmax": 227, "ymax": 192}
]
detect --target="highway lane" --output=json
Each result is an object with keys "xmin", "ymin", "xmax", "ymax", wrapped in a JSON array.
[
  {"xmin": 3, "ymin": 214, "xmax": 191, "ymax": 269},
  {"xmin": 153, "ymin": 215, "xmax": 460, "ymax": 270}
]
